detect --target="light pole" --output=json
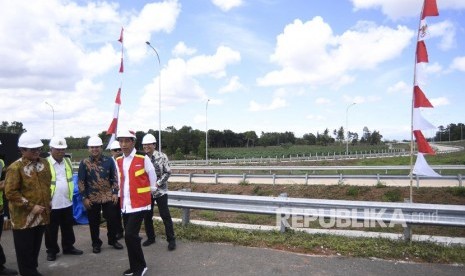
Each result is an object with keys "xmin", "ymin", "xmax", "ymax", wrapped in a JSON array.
[
  {"xmin": 206, "ymin": 99, "xmax": 210, "ymax": 164},
  {"xmin": 345, "ymin": 102, "xmax": 356, "ymax": 156},
  {"xmin": 145, "ymin": 41, "xmax": 162, "ymax": 153},
  {"xmin": 45, "ymin": 101, "xmax": 55, "ymax": 137}
]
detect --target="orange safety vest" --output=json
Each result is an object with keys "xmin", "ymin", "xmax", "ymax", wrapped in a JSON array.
[{"xmin": 116, "ymin": 153, "xmax": 151, "ymax": 209}]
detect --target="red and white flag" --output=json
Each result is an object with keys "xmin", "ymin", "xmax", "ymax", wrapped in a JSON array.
[
  {"xmin": 413, "ymin": 153, "xmax": 440, "ymax": 177},
  {"xmin": 106, "ymin": 27, "xmax": 124, "ymax": 149},
  {"xmin": 411, "ymin": 0, "xmax": 440, "ymax": 177},
  {"xmin": 421, "ymin": 0, "xmax": 439, "ymax": 19}
]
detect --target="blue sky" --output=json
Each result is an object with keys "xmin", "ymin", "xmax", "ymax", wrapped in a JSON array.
[{"xmin": 1, "ymin": 0, "xmax": 464, "ymax": 141}]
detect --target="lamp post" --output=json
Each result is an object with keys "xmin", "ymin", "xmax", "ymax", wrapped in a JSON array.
[
  {"xmin": 45, "ymin": 101, "xmax": 55, "ymax": 137},
  {"xmin": 206, "ymin": 99, "xmax": 210, "ymax": 165},
  {"xmin": 345, "ymin": 102, "xmax": 356, "ymax": 156},
  {"xmin": 145, "ymin": 41, "xmax": 162, "ymax": 153}
]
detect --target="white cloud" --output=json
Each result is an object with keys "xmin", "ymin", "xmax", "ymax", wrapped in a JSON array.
[
  {"xmin": 257, "ymin": 17, "xmax": 413, "ymax": 88},
  {"xmin": 449, "ymin": 56, "xmax": 465, "ymax": 71},
  {"xmin": 428, "ymin": 20, "xmax": 456, "ymax": 51},
  {"xmin": 315, "ymin": 97, "xmax": 331, "ymax": 104},
  {"xmin": 430, "ymin": 97, "xmax": 450, "ymax": 106},
  {"xmin": 219, "ymin": 76, "xmax": 243, "ymax": 94},
  {"xmin": 125, "ymin": 0, "xmax": 181, "ymax": 61},
  {"xmin": 211, "ymin": 0, "xmax": 243, "ymax": 12},
  {"xmin": 387, "ymin": 81, "xmax": 410, "ymax": 94},
  {"xmin": 305, "ymin": 114, "xmax": 325, "ymax": 121},
  {"xmin": 172, "ymin": 42, "xmax": 197, "ymax": 57},
  {"xmin": 249, "ymin": 97, "xmax": 287, "ymax": 111},
  {"xmin": 186, "ymin": 46, "xmax": 241, "ymax": 77},
  {"xmin": 351, "ymin": 0, "xmax": 465, "ymax": 21}
]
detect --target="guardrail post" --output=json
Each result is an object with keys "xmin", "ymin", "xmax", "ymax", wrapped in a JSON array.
[
  {"xmin": 416, "ymin": 175, "xmax": 420, "ymax": 188},
  {"xmin": 305, "ymin": 173, "xmax": 308, "ymax": 185},
  {"xmin": 215, "ymin": 173, "xmax": 218, "ymax": 184},
  {"xmin": 273, "ymin": 174, "xmax": 276, "ymax": 185},
  {"xmin": 403, "ymin": 198, "xmax": 412, "ymax": 241},
  {"xmin": 458, "ymin": 174, "xmax": 462, "ymax": 187},
  {"xmin": 243, "ymin": 173, "xmax": 246, "ymax": 182},
  {"xmin": 189, "ymin": 173, "xmax": 192, "ymax": 184},
  {"xmin": 279, "ymin": 193, "xmax": 288, "ymax": 233},
  {"xmin": 180, "ymin": 188, "xmax": 192, "ymax": 226}
]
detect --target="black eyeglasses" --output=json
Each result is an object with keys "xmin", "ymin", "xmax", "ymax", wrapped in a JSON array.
[{"xmin": 111, "ymin": 149, "xmax": 121, "ymax": 152}]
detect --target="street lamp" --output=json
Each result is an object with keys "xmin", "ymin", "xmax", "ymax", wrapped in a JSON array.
[
  {"xmin": 345, "ymin": 102, "xmax": 356, "ymax": 156},
  {"xmin": 45, "ymin": 101, "xmax": 55, "ymax": 137},
  {"xmin": 206, "ymin": 99, "xmax": 210, "ymax": 165},
  {"xmin": 145, "ymin": 41, "xmax": 162, "ymax": 153}
]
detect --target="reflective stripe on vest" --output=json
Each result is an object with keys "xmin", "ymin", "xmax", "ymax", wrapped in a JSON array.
[
  {"xmin": 48, "ymin": 156, "xmax": 74, "ymax": 201},
  {"xmin": 116, "ymin": 153, "xmax": 151, "ymax": 208}
]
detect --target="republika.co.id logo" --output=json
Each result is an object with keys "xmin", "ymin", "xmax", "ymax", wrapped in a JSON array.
[{"xmin": 276, "ymin": 207, "xmax": 438, "ymax": 228}]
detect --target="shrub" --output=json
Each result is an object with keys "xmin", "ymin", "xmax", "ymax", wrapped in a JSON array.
[{"xmin": 383, "ymin": 189, "xmax": 402, "ymax": 202}]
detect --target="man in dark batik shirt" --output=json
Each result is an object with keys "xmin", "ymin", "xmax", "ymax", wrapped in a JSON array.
[{"xmin": 78, "ymin": 136, "xmax": 123, "ymax": 253}]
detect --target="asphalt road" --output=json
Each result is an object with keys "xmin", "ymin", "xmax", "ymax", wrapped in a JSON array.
[{"xmin": 1, "ymin": 225, "xmax": 464, "ymax": 276}]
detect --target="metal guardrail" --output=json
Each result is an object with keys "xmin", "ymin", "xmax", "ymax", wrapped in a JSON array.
[
  {"xmin": 171, "ymin": 165, "xmax": 465, "ymax": 171},
  {"xmin": 170, "ymin": 149, "xmax": 409, "ymax": 165},
  {"xmin": 170, "ymin": 173, "xmax": 464, "ymax": 186},
  {"xmin": 168, "ymin": 190, "xmax": 465, "ymax": 241}
]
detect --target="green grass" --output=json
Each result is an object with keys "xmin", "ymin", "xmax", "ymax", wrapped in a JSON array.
[{"xmin": 152, "ymin": 220, "xmax": 465, "ymax": 264}]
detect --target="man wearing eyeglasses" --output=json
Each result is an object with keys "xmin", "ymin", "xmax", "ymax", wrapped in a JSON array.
[
  {"xmin": 44, "ymin": 137, "xmax": 83, "ymax": 262},
  {"xmin": 4, "ymin": 133, "xmax": 51, "ymax": 276}
]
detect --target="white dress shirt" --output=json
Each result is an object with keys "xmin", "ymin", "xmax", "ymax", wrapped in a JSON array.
[
  {"xmin": 121, "ymin": 148, "xmax": 157, "ymax": 213},
  {"xmin": 50, "ymin": 157, "xmax": 73, "ymax": 209}
]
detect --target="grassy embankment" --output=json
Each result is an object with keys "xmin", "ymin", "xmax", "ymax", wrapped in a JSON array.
[{"xmin": 74, "ymin": 142, "xmax": 465, "ymax": 263}]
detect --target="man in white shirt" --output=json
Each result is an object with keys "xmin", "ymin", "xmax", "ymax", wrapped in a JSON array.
[
  {"xmin": 115, "ymin": 130, "xmax": 157, "ymax": 276},
  {"xmin": 45, "ymin": 137, "xmax": 83, "ymax": 261}
]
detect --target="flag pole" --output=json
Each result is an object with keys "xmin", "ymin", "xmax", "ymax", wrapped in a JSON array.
[{"xmin": 409, "ymin": 1, "xmax": 426, "ymax": 203}]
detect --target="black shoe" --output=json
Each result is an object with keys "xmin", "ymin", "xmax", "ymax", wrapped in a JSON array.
[
  {"xmin": 123, "ymin": 268, "xmax": 133, "ymax": 276},
  {"xmin": 46, "ymin": 253, "xmax": 56, "ymax": 261},
  {"xmin": 142, "ymin": 239, "xmax": 155, "ymax": 247},
  {"xmin": 63, "ymin": 248, "xmax": 84, "ymax": 255},
  {"xmin": 0, "ymin": 266, "xmax": 18, "ymax": 275},
  {"xmin": 92, "ymin": 246, "xmax": 101, "ymax": 253},
  {"xmin": 168, "ymin": 240, "xmax": 176, "ymax": 251},
  {"xmin": 116, "ymin": 232, "xmax": 124, "ymax": 240},
  {"xmin": 133, "ymin": 267, "xmax": 147, "ymax": 276},
  {"xmin": 110, "ymin": 241, "xmax": 124, "ymax": 250}
]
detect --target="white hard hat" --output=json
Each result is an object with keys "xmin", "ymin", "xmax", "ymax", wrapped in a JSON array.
[
  {"xmin": 87, "ymin": 136, "xmax": 103, "ymax": 147},
  {"xmin": 117, "ymin": 129, "xmax": 136, "ymax": 139},
  {"xmin": 49, "ymin": 136, "xmax": 67, "ymax": 149},
  {"xmin": 142, "ymin": 133, "xmax": 156, "ymax": 144},
  {"xmin": 18, "ymin": 132, "xmax": 43, "ymax": 148},
  {"xmin": 110, "ymin": 140, "xmax": 121, "ymax": 150}
]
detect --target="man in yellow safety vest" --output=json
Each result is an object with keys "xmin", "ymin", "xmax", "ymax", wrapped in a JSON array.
[{"xmin": 45, "ymin": 136, "xmax": 83, "ymax": 261}]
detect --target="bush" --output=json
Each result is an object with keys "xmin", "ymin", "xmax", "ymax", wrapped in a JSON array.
[
  {"xmin": 448, "ymin": 186, "xmax": 465, "ymax": 197},
  {"xmin": 346, "ymin": 186, "xmax": 359, "ymax": 197},
  {"xmin": 383, "ymin": 189, "xmax": 402, "ymax": 202}
]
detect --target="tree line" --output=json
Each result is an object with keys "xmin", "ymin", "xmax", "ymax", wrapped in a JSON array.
[
  {"xmin": 2, "ymin": 121, "xmax": 384, "ymax": 156},
  {"xmin": 2, "ymin": 120, "xmax": 463, "ymax": 157}
]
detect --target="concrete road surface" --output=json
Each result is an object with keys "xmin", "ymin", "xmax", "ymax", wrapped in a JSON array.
[{"xmin": 1, "ymin": 225, "xmax": 464, "ymax": 276}]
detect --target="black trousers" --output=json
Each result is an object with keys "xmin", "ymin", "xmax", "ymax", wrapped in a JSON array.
[
  {"xmin": 45, "ymin": 205, "xmax": 76, "ymax": 254},
  {"xmin": 123, "ymin": 210, "xmax": 148, "ymax": 273},
  {"xmin": 0, "ymin": 215, "xmax": 6, "ymax": 266},
  {"xmin": 115, "ymin": 197, "xmax": 124, "ymax": 235},
  {"xmin": 143, "ymin": 194, "xmax": 175, "ymax": 242},
  {"xmin": 87, "ymin": 201, "xmax": 119, "ymax": 247},
  {"xmin": 12, "ymin": 225, "xmax": 45, "ymax": 276}
]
